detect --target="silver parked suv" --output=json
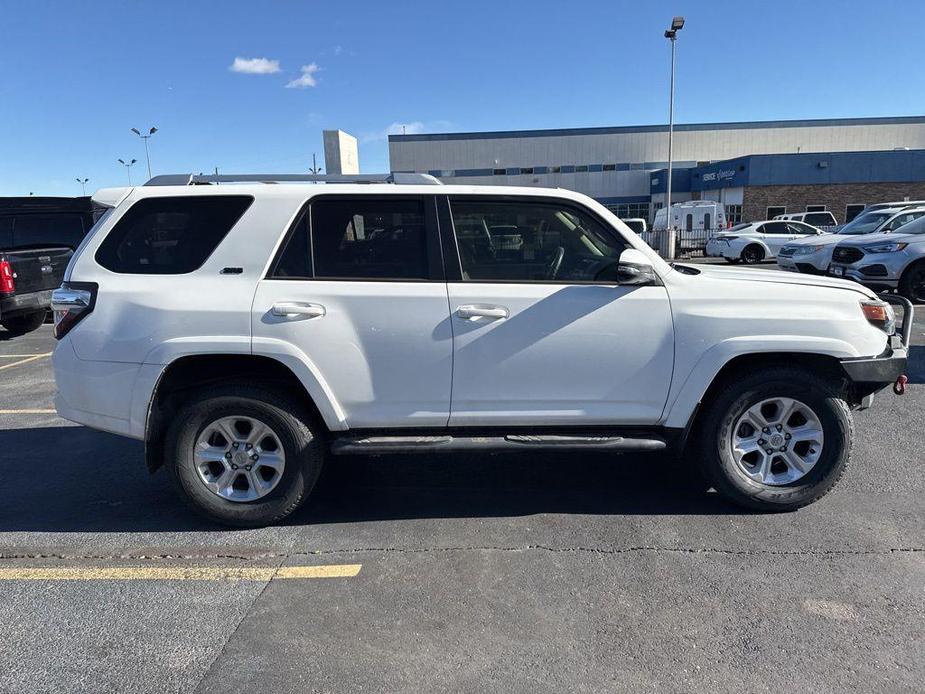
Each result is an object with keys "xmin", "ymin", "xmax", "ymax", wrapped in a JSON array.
[{"xmin": 828, "ymin": 214, "xmax": 925, "ymax": 302}]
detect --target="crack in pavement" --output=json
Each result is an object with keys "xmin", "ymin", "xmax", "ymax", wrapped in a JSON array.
[{"xmin": 0, "ymin": 545, "xmax": 922, "ymax": 562}]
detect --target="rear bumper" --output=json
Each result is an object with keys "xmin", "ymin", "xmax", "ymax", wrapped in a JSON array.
[
  {"xmin": 52, "ymin": 338, "xmax": 144, "ymax": 440},
  {"xmin": 0, "ymin": 289, "xmax": 53, "ymax": 317}
]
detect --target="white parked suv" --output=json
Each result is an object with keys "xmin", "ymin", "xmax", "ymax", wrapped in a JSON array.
[
  {"xmin": 777, "ymin": 205, "xmax": 925, "ymax": 275},
  {"xmin": 774, "ymin": 211, "xmax": 838, "ymax": 228},
  {"xmin": 705, "ymin": 220, "xmax": 824, "ymax": 264},
  {"xmin": 52, "ymin": 174, "xmax": 911, "ymax": 526}
]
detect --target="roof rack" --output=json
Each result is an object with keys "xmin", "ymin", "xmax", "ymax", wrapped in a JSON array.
[{"xmin": 144, "ymin": 172, "xmax": 443, "ymax": 186}]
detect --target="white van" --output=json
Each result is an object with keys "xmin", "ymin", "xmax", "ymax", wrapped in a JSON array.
[{"xmin": 653, "ymin": 201, "xmax": 727, "ymax": 232}]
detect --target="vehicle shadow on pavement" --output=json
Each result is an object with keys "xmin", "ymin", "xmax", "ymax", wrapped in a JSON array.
[
  {"xmin": 907, "ymin": 345, "xmax": 924, "ymax": 384},
  {"xmin": 0, "ymin": 426, "xmax": 741, "ymax": 532}
]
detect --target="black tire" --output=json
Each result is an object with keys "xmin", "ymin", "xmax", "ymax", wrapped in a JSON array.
[
  {"xmin": 1, "ymin": 310, "xmax": 46, "ymax": 335},
  {"xmin": 165, "ymin": 384, "xmax": 324, "ymax": 527},
  {"xmin": 740, "ymin": 245, "xmax": 765, "ymax": 264},
  {"xmin": 898, "ymin": 260, "xmax": 925, "ymax": 304},
  {"xmin": 696, "ymin": 366, "xmax": 852, "ymax": 512}
]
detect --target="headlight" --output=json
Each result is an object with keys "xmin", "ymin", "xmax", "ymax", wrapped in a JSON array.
[
  {"xmin": 861, "ymin": 242, "xmax": 908, "ymax": 253},
  {"xmin": 792, "ymin": 245, "xmax": 826, "ymax": 255}
]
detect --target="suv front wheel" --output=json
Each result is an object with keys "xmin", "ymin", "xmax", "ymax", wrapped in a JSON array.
[
  {"xmin": 166, "ymin": 385, "xmax": 324, "ymax": 527},
  {"xmin": 696, "ymin": 366, "xmax": 852, "ymax": 511}
]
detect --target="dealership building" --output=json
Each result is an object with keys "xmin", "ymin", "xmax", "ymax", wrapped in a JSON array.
[{"xmin": 388, "ymin": 116, "xmax": 925, "ymax": 224}]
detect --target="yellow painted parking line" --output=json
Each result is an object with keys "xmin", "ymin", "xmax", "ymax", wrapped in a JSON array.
[
  {"xmin": 0, "ymin": 409, "xmax": 57, "ymax": 414},
  {"xmin": 0, "ymin": 353, "xmax": 52, "ymax": 371},
  {"xmin": 0, "ymin": 564, "xmax": 362, "ymax": 581}
]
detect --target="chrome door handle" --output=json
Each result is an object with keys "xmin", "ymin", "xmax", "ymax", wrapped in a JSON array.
[
  {"xmin": 456, "ymin": 304, "xmax": 509, "ymax": 320},
  {"xmin": 271, "ymin": 302, "xmax": 326, "ymax": 318}
]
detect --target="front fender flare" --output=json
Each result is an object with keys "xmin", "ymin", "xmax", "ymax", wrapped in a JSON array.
[{"xmin": 661, "ymin": 335, "xmax": 861, "ymax": 429}]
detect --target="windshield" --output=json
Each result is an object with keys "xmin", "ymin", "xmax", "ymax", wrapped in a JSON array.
[{"xmin": 837, "ymin": 211, "xmax": 892, "ymax": 234}]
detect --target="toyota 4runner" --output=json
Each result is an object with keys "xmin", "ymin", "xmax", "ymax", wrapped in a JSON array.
[{"xmin": 52, "ymin": 174, "xmax": 912, "ymax": 527}]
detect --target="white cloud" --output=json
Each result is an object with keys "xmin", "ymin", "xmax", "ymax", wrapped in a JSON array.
[
  {"xmin": 229, "ymin": 56, "xmax": 281, "ymax": 74},
  {"xmin": 286, "ymin": 63, "xmax": 320, "ymax": 89}
]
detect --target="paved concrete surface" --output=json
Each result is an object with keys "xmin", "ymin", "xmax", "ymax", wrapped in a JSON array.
[{"xmin": 0, "ymin": 302, "xmax": 923, "ymax": 693}]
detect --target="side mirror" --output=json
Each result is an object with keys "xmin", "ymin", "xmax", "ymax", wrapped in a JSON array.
[{"xmin": 616, "ymin": 248, "xmax": 659, "ymax": 286}]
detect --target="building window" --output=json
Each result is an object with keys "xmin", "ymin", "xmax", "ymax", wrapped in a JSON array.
[
  {"xmin": 519, "ymin": 167, "xmax": 534, "ymax": 175},
  {"xmin": 549, "ymin": 166, "xmax": 561, "ymax": 173},
  {"xmin": 806, "ymin": 205, "xmax": 827, "ymax": 212},
  {"xmin": 725, "ymin": 204, "xmax": 743, "ymax": 226},
  {"xmin": 602, "ymin": 164, "xmax": 616, "ymax": 171},
  {"xmin": 766, "ymin": 206, "xmax": 786, "ymax": 219},
  {"xmin": 492, "ymin": 169, "xmax": 505, "ymax": 176},
  {"xmin": 575, "ymin": 165, "xmax": 589, "ymax": 172},
  {"xmin": 606, "ymin": 202, "xmax": 651, "ymax": 221},
  {"xmin": 845, "ymin": 204, "xmax": 866, "ymax": 223}
]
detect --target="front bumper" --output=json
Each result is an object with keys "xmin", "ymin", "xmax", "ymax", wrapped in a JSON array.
[
  {"xmin": 828, "ymin": 249, "xmax": 909, "ymax": 287},
  {"xmin": 840, "ymin": 294, "xmax": 913, "ymax": 391}
]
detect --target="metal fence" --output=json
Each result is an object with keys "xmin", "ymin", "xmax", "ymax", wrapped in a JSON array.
[{"xmin": 643, "ymin": 228, "xmax": 722, "ymax": 258}]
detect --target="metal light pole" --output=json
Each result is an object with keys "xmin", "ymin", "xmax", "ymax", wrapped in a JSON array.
[
  {"xmin": 131, "ymin": 127, "xmax": 158, "ymax": 179},
  {"xmin": 75, "ymin": 177, "xmax": 89, "ymax": 195},
  {"xmin": 308, "ymin": 153, "xmax": 323, "ymax": 183},
  {"xmin": 118, "ymin": 158, "xmax": 137, "ymax": 186},
  {"xmin": 664, "ymin": 16, "xmax": 684, "ymax": 259}
]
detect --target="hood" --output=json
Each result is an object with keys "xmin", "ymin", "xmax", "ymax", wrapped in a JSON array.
[
  {"xmin": 833, "ymin": 231, "xmax": 901, "ymax": 248},
  {"xmin": 687, "ymin": 264, "xmax": 875, "ymax": 297}
]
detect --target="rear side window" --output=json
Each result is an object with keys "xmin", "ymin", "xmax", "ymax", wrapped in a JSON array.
[
  {"xmin": 95, "ymin": 196, "xmax": 252, "ymax": 274},
  {"xmin": 273, "ymin": 197, "xmax": 429, "ymax": 280},
  {"xmin": 804, "ymin": 212, "xmax": 835, "ymax": 227},
  {"xmin": 761, "ymin": 222, "xmax": 789, "ymax": 234},
  {"xmin": 12, "ymin": 214, "xmax": 85, "ymax": 249}
]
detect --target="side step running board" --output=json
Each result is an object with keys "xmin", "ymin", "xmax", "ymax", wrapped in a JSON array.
[{"xmin": 330, "ymin": 434, "xmax": 667, "ymax": 455}]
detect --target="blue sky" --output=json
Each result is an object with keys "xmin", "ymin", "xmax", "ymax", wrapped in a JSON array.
[{"xmin": 1, "ymin": 0, "xmax": 924, "ymax": 196}]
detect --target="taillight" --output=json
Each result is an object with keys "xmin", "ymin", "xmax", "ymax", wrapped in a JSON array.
[
  {"xmin": 0, "ymin": 260, "xmax": 14, "ymax": 293},
  {"xmin": 860, "ymin": 299, "xmax": 896, "ymax": 335},
  {"xmin": 51, "ymin": 282, "xmax": 97, "ymax": 339}
]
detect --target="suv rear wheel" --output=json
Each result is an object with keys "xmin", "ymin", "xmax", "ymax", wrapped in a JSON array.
[
  {"xmin": 1, "ymin": 310, "xmax": 46, "ymax": 335},
  {"xmin": 696, "ymin": 366, "xmax": 852, "ymax": 511},
  {"xmin": 166, "ymin": 385, "xmax": 324, "ymax": 527}
]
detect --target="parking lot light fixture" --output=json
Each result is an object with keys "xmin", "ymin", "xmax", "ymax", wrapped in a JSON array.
[
  {"xmin": 75, "ymin": 177, "xmax": 89, "ymax": 195},
  {"xmin": 117, "ymin": 158, "xmax": 138, "ymax": 186},
  {"xmin": 131, "ymin": 126, "xmax": 158, "ymax": 179},
  {"xmin": 664, "ymin": 15, "xmax": 684, "ymax": 260}
]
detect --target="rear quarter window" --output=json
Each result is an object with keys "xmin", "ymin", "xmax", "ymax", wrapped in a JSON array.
[{"xmin": 95, "ymin": 196, "xmax": 252, "ymax": 274}]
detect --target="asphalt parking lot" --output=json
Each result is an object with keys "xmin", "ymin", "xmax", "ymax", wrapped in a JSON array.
[{"xmin": 1, "ymin": 294, "xmax": 923, "ymax": 693}]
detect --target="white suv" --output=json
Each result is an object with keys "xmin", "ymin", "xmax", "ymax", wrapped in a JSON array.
[{"xmin": 52, "ymin": 174, "xmax": 911, "ymax": 526}]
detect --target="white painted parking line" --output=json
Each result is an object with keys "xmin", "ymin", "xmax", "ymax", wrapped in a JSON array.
[
  {"xmin": 0, "ymin": 353, "xmax": 51, "ymax": 371},
  {"xmin": 0, "ymin": 409, "xmax": 57, "ymax": 414}
]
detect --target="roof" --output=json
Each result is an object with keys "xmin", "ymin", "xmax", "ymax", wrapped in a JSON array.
[
  {"xmin": 0, "ymin": 196, "xmax": 92, "ymax": 213},
  {"xmin": 389, "ymin": 115, "xmax": 925, "ymax": 143}
]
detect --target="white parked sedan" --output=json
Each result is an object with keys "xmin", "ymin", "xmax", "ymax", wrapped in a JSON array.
[{"xmin": 705, "ymin": 220, "xmax": 823, "ymax": 264}]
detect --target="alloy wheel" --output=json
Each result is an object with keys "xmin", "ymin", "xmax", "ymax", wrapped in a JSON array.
[
  {"xmin": 193, "ymin": 416, "xmax": 286, "ymax": 502},
  {"xmin": 730, "ymin": 397, "xmax": 824, "ymax": 486}
]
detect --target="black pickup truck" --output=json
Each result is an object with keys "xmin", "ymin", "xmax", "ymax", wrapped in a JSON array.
[{"xmin": 1, "ymin": 197, "xmax": 95, "ymax": 335}]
